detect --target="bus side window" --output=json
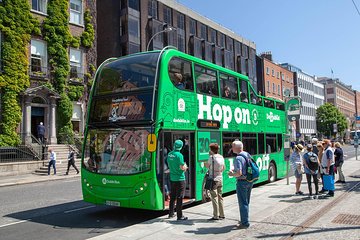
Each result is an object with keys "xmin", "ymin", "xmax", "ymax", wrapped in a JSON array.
[
  {"xmin": 168, "ymin": 57, "xmax": 193, "ymax": 91},
  {"xmin": 195, "ymin": 65, "xmax": 218, "ymax": 96},
  {"xmin": 242, "ymin": 132, "xmax": 257, "ymax": 155},
  {"xmin": 266, "ymin": 134, "xmax": 277, "ymax": 153},
  {"xmin": 239, "ymin": 80, "xmax": 249, "ymax": 103},
  {"xmin": 276, "ymin": 102, "xmax": 285, "ymax": 111}
]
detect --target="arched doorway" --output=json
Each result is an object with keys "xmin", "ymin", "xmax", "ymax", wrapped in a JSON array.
[{"xmin": 31, "ymin": 97, "xmax": 47, "ymax": 139}]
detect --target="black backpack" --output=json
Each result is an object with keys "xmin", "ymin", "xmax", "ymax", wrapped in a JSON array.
[{"xmin": 307, "ymin": 152, "xmax": 319, "ymax": 171}]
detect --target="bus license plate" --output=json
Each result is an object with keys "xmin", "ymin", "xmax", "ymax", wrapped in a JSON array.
[{"xmin": 105, "ymin": 200, "xmax": 120, "ymax": 207}]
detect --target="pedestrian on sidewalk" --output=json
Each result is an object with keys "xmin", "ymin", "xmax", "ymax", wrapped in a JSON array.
[
  {"xmin": 311, "ymin": 138, "xmax": 319, "ymax": 155},
  {"xmin": 168, "ymin": 139, "xmax": 188, "ymax": 221},
  {"xmin": 205, "ymin": 143, "xmax": 225, "ymax": 221},
  {"xmin": 303, "ymin": 144, "xmax": 320, "ymax": 199},
  {"xmin": 48, "ymin": 148, "xmax": 56, "ymax": 175},
  {"xmin": 66, "ymin": 147, "xmax": 79, "ymax": 175},
  {"xmin": 37, "ymin": 122, "xmax": 45, "ymax": 144},
  {"xmin": 334, "ymin": 142, "xmax": 345, "ymax": 183},
  {"xmin": 228, "ymin": 140, "xmax": 253, "ymax": 229},
  {"xmin": 319, "ymin": 139, "xmax": 335, "ymax": 197},
  {"xmin": 290, "ymin": 144, "xmax": 304, "ymax": 195}
]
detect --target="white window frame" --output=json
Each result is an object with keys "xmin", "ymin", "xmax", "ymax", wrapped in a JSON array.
[
  {"xmin": 267, "ymin": 80, "xmax": 270, "ymax": 92},
  {"xmin": 31, "ymin": 0, "xmax": 47, "ymax": 14},
  {"xmin": 266, "ymin": 67, "xmax": 269, "ymax": 75},
  {"xmin": 70, "ymin": 0, "xmax": 83, "ymax": 25},
  {"xmin": 30, "ymin": 39, "xmax": 47, "ymax": 74},
  {"xmin": 69, "ymin": 48, "xmax": 83, "ymax": 80}
]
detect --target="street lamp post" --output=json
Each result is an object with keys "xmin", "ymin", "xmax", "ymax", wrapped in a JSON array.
[{"xmin": 146, "ymin": 27, "xmax": 175, "ymax": 51}]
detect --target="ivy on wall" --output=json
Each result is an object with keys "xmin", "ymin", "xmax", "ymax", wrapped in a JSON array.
[
  {"xmin": 42, "ymin": 0, "xmax": 74, "ymax": 142},
  {"xmin": 0, "ymin": 0, "xmax": 95, "ymax": 146},
  {"xmin": 0, "ymin": 0, "xmax": 40, "ymax": 146}
]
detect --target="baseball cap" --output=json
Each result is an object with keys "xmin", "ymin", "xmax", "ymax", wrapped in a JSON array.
[{"xmin": 174, "ymin": 140, "xmax": 183, "ymax": 150}]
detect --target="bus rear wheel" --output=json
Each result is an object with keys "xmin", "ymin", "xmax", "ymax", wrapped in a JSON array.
[{"xmin": 268, "ymin": 162, "xmax": 277, "ymax": 183}]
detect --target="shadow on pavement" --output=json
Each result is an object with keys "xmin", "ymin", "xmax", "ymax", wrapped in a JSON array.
[
  {"xmin": 5, "ymin": 201, "xmax": 165, "ymax": 229},
  {"xmin": 185, "ymin": 224, "xmax": 238, "ymax": 235}
]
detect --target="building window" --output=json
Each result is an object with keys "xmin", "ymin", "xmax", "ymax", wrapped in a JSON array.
[
  {"xmin": 219, "ymin": 33, "xmax": 225, "ymax": 48},
  {"xmin": 70, "ymin": 0, "xmax": 83, "ymax": 25},
  {"xmin": 271, "ymin": 69, "xmax": 275, "ymax": 77},
  {"xmin": 177, "ymin": 13, "xmax": 185, "ymax": 30},
  {"xmin": 267, "ymin": 81, "xmax": 270, "ymax": 92},
  {"xmin": 30, "ymin": 39, "xmax": 47, "ymax": 76},
  {"xmin": 189, "ymin": 18, "xmax": 196, "ymax": 35},
  {"xmin": 148, "ymin": 0, "xmax": 157, "ymax": 18},
  {"xmin": 128, "ymin": 14, "xmax": 140, "ymax": 44},
  {"xmin": 226, "ymin": 36, "xmax": 233, "ymax": 51},
  {"xmin": 210, "ymin": 28, "xmax": 217, "ymax": 45},
  {"xmin": 276, "ymin": 72, "xmax": 280, "ymax": 79},
  {"xmin": 266, "ymin": 67, "xmax": 269, "ymax": 75},
  {"xmin": 200, "ymin": 23, "xmax": 207, "ymax": 40},
  {"xmin": 327, "ymin": 88, "xmax": 334, "ymax": 94},
  {"xmin": 272, "ymin": 83, "xmax": 275, "ymax": 93},
  {"xmin": 32, "ymin": 0, "xmax": 47, "ymax": 14},
  {"xmin": 69, "ymin": 48, "xmax": 82, "ymax": 81},
  {"xmin": 177, "ymin": 29, "xmax": 185, "ymax": 52},
  {"xmin": 163, "ymin": 6, "xmax": 172, "ymax": 25},
  {"xmin": 278, "ymin": 85, "xmax": 280, "ymax": 95},
  {"xmin": 129, "ymin": 0, "xmax": 139, "ymax": 11}
]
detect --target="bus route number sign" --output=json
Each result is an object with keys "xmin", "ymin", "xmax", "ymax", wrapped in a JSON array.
[{"xmin": 197, "ymin": 120, "xmax": 220, "ymax": 129}]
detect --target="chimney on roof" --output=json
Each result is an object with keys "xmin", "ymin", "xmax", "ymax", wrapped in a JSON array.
[{"xmin": 261, "ymin": 51, "xmax": 273, "ymax": 61}]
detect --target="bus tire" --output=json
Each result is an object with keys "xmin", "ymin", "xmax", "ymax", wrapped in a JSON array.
[
  {"xmin": 201, "ymin": 178, "xmax": 211, "ymax": 203},
  {"xmin": 268, "ymin": 162, "xmax": 277, "ymax": 183}
]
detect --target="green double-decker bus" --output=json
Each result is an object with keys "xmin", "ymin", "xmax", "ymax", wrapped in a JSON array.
[{"xmin": 81, "ymin": 48, "xmax": 287, "ymax": 210}]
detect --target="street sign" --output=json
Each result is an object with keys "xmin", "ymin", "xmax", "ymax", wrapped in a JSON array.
[
  {"xmin": 356, "ymin": 116, "xmax": 360, "ymax": 121},
  {"xmin": 286, "ymin": 97, "xmax": 302, "ymax": 122}
]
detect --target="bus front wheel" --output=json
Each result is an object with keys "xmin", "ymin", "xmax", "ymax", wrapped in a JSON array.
[{"xmin": 268, "ymin": 162, "xmax": 277, "ymax": 183}]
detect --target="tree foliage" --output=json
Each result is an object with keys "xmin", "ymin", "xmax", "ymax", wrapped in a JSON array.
[{"xmin": 316, "ymin": 103, "xmax": 347, "ymax": 138}]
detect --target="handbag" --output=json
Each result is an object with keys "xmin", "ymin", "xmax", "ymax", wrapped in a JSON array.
[
  {"xmin": 204, "ymin": 156, "xmax": 215, "ymax": 191},
  {"xmin": 296, "ymin": 163, "xmax": 304, "ymax": 174},
  {"xmin": 323, "ymin": 174, "xmax": 335, "ymax": 191}
]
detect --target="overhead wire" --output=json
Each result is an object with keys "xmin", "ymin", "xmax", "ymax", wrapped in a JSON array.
[{"xmin": 351, "ymin": 0, "xmax": 360, "ymax": 16}]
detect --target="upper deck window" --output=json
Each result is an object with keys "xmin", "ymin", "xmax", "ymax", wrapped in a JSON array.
[
  {"xmin": 195, "ymin": 65, "xmax": 218, "ymax": 96},
  {"xmin": 220, "ymin": 73, "xmax": 237, "ymax": 100},
  {"xmin": 168, "ymin": 57, "xmax": 193, "ymax": 90},
  {"xmin": 95, "ymin": 52, "xmax": 160, "ymax": 95}
]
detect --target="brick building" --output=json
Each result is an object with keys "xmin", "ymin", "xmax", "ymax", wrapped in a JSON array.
[{"xmin": 317, "ymin": 77, "xmax": 356, "ymax": 129}]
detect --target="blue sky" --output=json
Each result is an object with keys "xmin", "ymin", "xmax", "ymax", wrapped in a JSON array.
[{"xmin": 177, "ymin": 0, "xmax": 360, "ymax": 91}]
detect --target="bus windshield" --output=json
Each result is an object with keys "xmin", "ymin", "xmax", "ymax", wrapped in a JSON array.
[
  {"xmin": 89, "ymin": 52, "xmax": 160, "ymax": 124},
  {"xmin": 95, "ymin": 52, "xmax": 160, "ymax": 95},
  {"xmin": 83, "ymin": 127, "xmax": 152, "ymax": 175}
]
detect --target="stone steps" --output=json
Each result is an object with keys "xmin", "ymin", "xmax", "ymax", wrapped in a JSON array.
[{"xmin": 33, "ymin": 144, "xmax": 81, "ymax": 175}]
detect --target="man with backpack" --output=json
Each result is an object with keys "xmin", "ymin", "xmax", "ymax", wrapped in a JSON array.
[
  {"xmin": 228, "ymin": 140, "xmax": 258, "ymax": 229},
  {"xmin": 303, "ymin": 144, "xmax": 320, "ymax": 199}
]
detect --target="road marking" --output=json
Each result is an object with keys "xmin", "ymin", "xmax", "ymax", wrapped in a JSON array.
[
  {"xmin": 0, "ymin": 219, "xmax": 30, "ymax": 228},
  {"xmin": 64, "ymin": 205, "xmax": 95, "ymax": 214}
]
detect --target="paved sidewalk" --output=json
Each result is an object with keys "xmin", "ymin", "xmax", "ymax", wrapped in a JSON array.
[
  {"xmin": 88, "ymin": 157, "xmax": 360, "ymax": 240},
  {"xmin": 0, "ymin": 171, "xmax": 81, "ymax": 187}
]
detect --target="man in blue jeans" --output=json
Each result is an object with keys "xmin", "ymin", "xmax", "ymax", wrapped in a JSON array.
[{"xmin": 228, "ymin": 140, "xmax": 253, "ymax": 229}]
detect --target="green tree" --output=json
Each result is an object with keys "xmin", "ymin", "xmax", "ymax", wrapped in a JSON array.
[{"xmin": 316, "ymin": 103, "xmax": 347, "ymax": 138}]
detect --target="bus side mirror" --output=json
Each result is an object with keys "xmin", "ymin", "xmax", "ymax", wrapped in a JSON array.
[{"xmin": 147, "ymin": 134, "xmax": 157, "ymax": 152}]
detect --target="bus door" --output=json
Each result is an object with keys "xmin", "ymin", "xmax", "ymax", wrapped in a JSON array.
[
  {"xmin": 159, "ymin": 132, "xmax": 194, "ymax": 199},
  {"xmin": 171, "ymin": 132, "xmax": 195, "ymax": 199}
]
